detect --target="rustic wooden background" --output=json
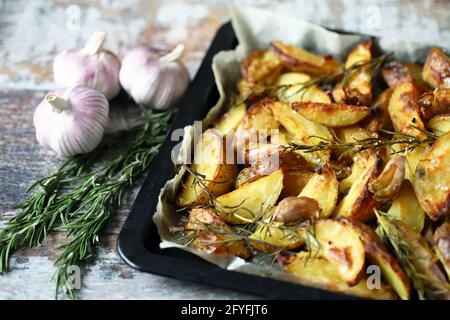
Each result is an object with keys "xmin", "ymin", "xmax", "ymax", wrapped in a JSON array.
[{"xmin": 0, "ymin": 0, "xmax": 449, "ymax": 299}]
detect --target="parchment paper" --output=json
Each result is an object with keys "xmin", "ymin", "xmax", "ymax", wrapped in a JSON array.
[{"xmin": 153, "ymin": 4, "xmax": 448, "ymax": 282}]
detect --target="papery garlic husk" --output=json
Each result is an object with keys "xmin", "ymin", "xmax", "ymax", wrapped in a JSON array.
[
  {"xmin": 119, "ymin": 44, "xmax": 190, "ymax": 110},
  {"xmin": 53, "ymin": 32, "xmax": 121, "ymax": 100},
  {"xmin": 33, "ymin": 85, "xmax": 109, "ymax": 158}
]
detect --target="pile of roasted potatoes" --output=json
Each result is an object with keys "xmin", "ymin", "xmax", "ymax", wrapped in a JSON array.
[{"xmin": 175, "ymin": 40, "xmax": 450, "ymax": 300}]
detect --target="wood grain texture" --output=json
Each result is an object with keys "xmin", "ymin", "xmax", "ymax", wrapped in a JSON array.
[{"xmin": 0, "ymin": 0, "xmax": 448, "ymax": 299}]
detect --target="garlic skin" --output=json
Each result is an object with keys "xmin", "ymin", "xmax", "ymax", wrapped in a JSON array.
[
  {"xmin": 119, "ymin": 44, "xmax": 190, "ymax": 110},
  {"xmin": 33, "ymin": 85, "xmax": 109, "ymax": 158},
  {"xmin": 53, "ymin": 32, "xmax": 121, "ymax": 100}
]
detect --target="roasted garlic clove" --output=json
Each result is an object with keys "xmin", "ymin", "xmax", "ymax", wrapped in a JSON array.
[
  {"xmin": 368, "ymin": 155, "xmax": 406, "ymax": 200},
  {"xmin": 273, "ymin": 196, "xmax": 320, "ymax": 224}
]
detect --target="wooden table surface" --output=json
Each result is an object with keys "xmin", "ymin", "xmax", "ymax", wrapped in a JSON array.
[{"xmin": 0, "ymin": 0, "xmax": 449, "ymax": 299}]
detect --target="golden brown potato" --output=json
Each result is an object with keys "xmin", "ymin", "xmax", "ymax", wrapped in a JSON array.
[
  {"xmin": 429, "ymin": 113, "xmax": 450, "ymax": 136},
  {"xmin": 361, "ymin": 88, "xmax": 393, "ymax": 133},
  {"xmin": 291, "ymin": 102, "xmax": 370, "ymax": 128},
  {"xmin": 419, "ymin": 87, "xmax": 450, "ymax": 120},
  {"xmin": 214, "ymin": 103, "xmax": 246, "ymax": 134},
  {"xmin": 404, "ymin": 145, "xmax": 429, "ymax": 182},
  {"xmin": 387, "ymin": 81, "xmax": 427, "ymax": 139},
  {"xmin": 236, "ymin": 98, "xmax": 279, "ymax": 133},
  {"xmin": 241, "ymin": 49, "xmax": 283, "ymax": 84},
  {"xmin": 382, "ymin": 60, "xmax": 428, "ymax": 91},
  {"xmin": 270, "ymin": 41, "xmax": 342, "ymax": 76},
  {"xmin": 298, "ymin": 165, "xmax": 338, "ymax": 218},
  {"xmin": 216, "ymin": 170, "xmax": 284, "ymax": 224},
  {"xmin": 334, "ymin": 152, "xmax": 382, "ymax": 222},
  {"xmin": 249, "ymin": 222, "xmax": 307, "ymax": 253},
  {"xmin": 284, "ymin": 252, "xmax": 397, "ymax": 300},
  {"xmin": 274, "ymin": 72, "xmax": 331, "ymax": 103},
  {"xmin": 311, "ymin": 219, "xmax": 366, "ymax": 285},
  {"xmin": 177, "ymin": 130, "xmax": 237, "ymax": 207},
  {"xmin": 413, "ymin": 131, "xmax": 450, "ymax": 221},
  {"xmin": 422, "ymin": 47, "xmax": 450, "ymax": 89},
  {"xmin": 338, "ymin": 151, "xmax": 373, "ymax": 192},
  {"xmin": 368, "ymin": 154, "xmax": 405, "ymax": 200},
  {"xmin": 342, "ymin": 40, "xmax": 372, "ymax": 106},
  {"xmin": 185, "ymin": 208, "xmax": 250, "ymax": 259},
  {"xmin": 333, "ymin": 126, "xmax": 374, "ymax": 160},
  {"xmin": 388, "ymin": 181, "xmax": 425, "ymax": 233},
  {"xmin": 433, "ymin": 223, "xmax": 450, "ymax": 280}
]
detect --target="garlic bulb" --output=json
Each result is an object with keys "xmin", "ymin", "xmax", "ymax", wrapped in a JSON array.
[
  {"xmin": 53, "ymin": 32, "xmax": 121, "ymax": 100},
  {"xmin": 33, "ymin": 85, "xmax": 109, "ymax": 158},
  {"xmin": 119, "ymin": 44, "xmax": 190, "ymax": 110}
]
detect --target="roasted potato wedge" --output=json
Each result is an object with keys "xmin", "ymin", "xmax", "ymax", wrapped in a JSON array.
[
  {"xmin": 241, "ymin": 49, "xmax": 283, "ymax": 84},
  {"xmin": 433, "ymin": 222, "xmax": 450, "ymax": 280},
  {"xmin": 361, "ymin": 88, "xmax": 393, "ymax": 133},
  {"xmin": 298, "ymin": 165, "xmax": 338, "ymax": 218},
  {"xmin": 235, "ymin": 98, "xmax": 279, "ymax": 135},
  {"xmin": 338, "ymin": 151, "xmax": 373, "ymax": 192},
  {"xmin": 413, "ymin": 132, "xmax": 450, "ymax": 221},
  {"xmin": 274, "ymin": 72, "xmax": 331, "ymax": 103},
  {"xmin": 312, "ymin": 219, "xmax": 366, "ymax": 285},
  {"xmin": 429, "ymin": 113, "xmax": 450, "ymax": 136},
  {"xmin": 368, "ymin": 154, "xmax": 405, "ymax": 201},
  {"xmin": 382, "ymin": 60, "xmax": 428, "ymax": 91},
  {"xmin": 284, "ymin": 252, "xmax": 397, "ymax": 300},
  {"xmin": 342, "ymin": 40, "xmax": 372, "ymax": 106},
  {"xmin": 292, "ymin": 102, "xmax": 370, "ymax": 127},
  {"xmin": 177, "ymin": 130, "xmax": 237, "ymax": 207},
  {"xmin": 387, "ymin": 81, "xmax": 427, "ymax": 139},
  {"xmin": 249, "ymin": 221, "xmax": 307, "ymax": 253},
  {"xmin": 270, "ymin": 41, "xmax": 341, "ymax": 76},
  {"xmin": 422, "ymin": 47, "xmax": 450, "ymax": 89},
  {"xmin": 404, "ymin": 145, "xmax": 429, "ymax": 182},
  {"xmin": 216, "ymin": 170, "xmax": 284, "ymax": 224},
  {"xmin": 388, "ymin": 181, "xmax": 425, "ymax": 233},
  {"xmin": 334, "ymin": 152, "xmax": 382, "ymax": 222},
  {"xmin": 214, "ymin": 102, "xmax": 246, "ymax": 134},
  {"xmin": 419, "ymin": 87, "xmax": 450, "ymax": 120},
  {"xmin": 334, "ymin": 126, "xmax": 374, "ymax": 160},
  {"xmin": 185, "ymin": 208, "xmax": 250, "ymax": 259}
]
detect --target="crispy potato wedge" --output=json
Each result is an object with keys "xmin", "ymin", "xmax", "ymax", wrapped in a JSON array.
[
  {"xmin": 429, "ymin": 113, "xmax": 450, "ymax": 136},
  {"xmin": 388, "ymin": 181, "xmax": 425, "ymax": 233},
  {"xmin": 185, "ymin": 208, "xmax": 250, "ymax": 259},
  {"xmin": 298, "ymin": 165, "xmax": 338, "ymax": 218},
  {"xmin": 433, "ymin": 222, "xmax": 450, "ymax": 280},
  {"xmin": 413, "ymin": 132, "xmax": 450, "ymax": 221},
  {"xmin": 177, "ymin": 130, "xmax": 237, "ymax": 207},
  {"xmin": 422, "ymin": 47, "xmax": 450, "ymax": 89},
  {"xmin": 343, "ymin": 40, "xmax": 372, "ymax": 106},
  {"xmin": 345, "ymin": 219, "xmax": 411, "ymax": 300},
  {"xmin": 270, "ymin": 41, "xmax": 342, "ymax": 76},
  {"xmin": 236, "ymin": 98, "xmax": 279, "ymax": 133},
  {"xmin": 361, "ymin": 88, "xmax": 393, "ymax": 133},
  {"xmin": 241, "ymin": 49, "xmax": 283, "ymax": 84},
  {"xmin": 333, "ymin": 126, "xmax": 374, "ymax": 160},
  {"xmin": 249, "ymin": 222, "xmax": 307, "ymax": 253},
  {"xmin": 269, "ymin": 101, "xmax": 333, "ymax": 165},
  {"xmin": 334, "ymin": 152, "xmax": 382, "ymax": 222},
  {"xmin": 419, "ymin": 88, "xmax": 450, "ymax": 120},
  {"xmin": 292, "ymin": 102, "xmax": 369, "ymax": 128},
  {"xmin": 368, "ymin": 154, "xmax": 405, "ymax": 201},
  {"xmin": 214, "ymin": 103, "xmax": 246, "ymax": 134},
  {"xmin": 404, "ymin": 145, "xmax": 429, "ymax": 182},
  {"xmin": 284, "ymin": 252, "xmax": 397, "ymax": 300},
  {"xmin": 312, "ymin": 219, "xmax": 366, "ymax": 285},
  {"xmin": 387, "ymin": 81, "xmax": 427, "ymax": 139},
  {"xmin": 382, "ymin": 60, "xmax": 428, "ymax": 91},
  {"xmin": 216, "ymin": 170, "xmax": 284, "ymax": 224},
  {"xmin": 274, "ymin": 72, "xmax": 331, "ymax": 103},
  {"xmin": 338, "ymin": 151, "xmax": 372, "ymax": 192}
]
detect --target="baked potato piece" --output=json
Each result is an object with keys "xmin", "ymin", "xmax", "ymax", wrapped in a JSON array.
[
  {"xmin": 333, "ymin": 126, "xmax": 374, "ymax": 160},
  {"xmin": 177, "ymin": 130, "xmax": 237, "ymax": 207},
  {"xmin": 342, "ymin": 40, "xmax": 372, "ymax": 106},
  {"xmin": 433, "ymin": 223, "xmax": 450, "ymax": 280},
  {"xmin": 413, "ymin": 131, "xmax": 450, "ymax": 221},
  {"xmin": 311, "ymin": 219, "xmax": 366, "ymax": 285},
  {"xmin": 185, "ymin": 208, "xmax": 250, "ymax": 259},
  {"xmin": 382, "ymin": 60, "xmax": 428, "ymax": 91},
  {"xmin": 292, "ymin": 102, "xmax": 369, "ymax": 128},
  {"xmin": 274, "ymin": 72, "xmax": 331, "ymax": 103},
  {"xmin": 429, "ymin": 113, "xmax": 450, "ymax": 136},
  {"xmin": 338, "ymin": 150, "xmax": 373, "ymax": 192},
  {"xmin": 387, "ymin": 81, "xmax": 427, "ymax": 139},
  {"xmin": 269, "ymin": 101, "xmax": 333, "ymax": 165},
  {"xmin": 214, "ymin": 102, "xmax": 246, "ymax": 134},
  {"xmin": 284, "ymin": 252, "xmax": 397, "ymax": 300},
  {"xmin": 298, "ymin": 165, "xmax": 338, "ymax": 218},
  {"xmin": 241, "ymin": 49, "xmax": 283, "ymax": 84},
  {"xmin": 361, "ymin": 88, "xmax": 393, "ymax": 133},
  {"xmin": 236, "ymin": 98, "xmax": 279, "ymax": 134},
  {"xmin": 334, "ymin": 152, "xmax": 382, "ymax": 222},
  {"xmin": 404, "ymin": 145, "xmax": 429, "ymax": 182},
  {"xmin": 388, "ymin": 181, "xmax": 425, "ymax": 233},
  {"xmin": 368, "ymin": 154, "xmax": 405, "ymax": 201},
  {"xmin": 270, "ymin": 41, "xmax": 342, "ymax": 76},
  {"xmin": 216, "ymin": 170, "xmax": 284, "ymax": 224},
  {"xmin": 422, "ymin": 47, "xmax": 450, "ymax": 89},
  {"xmin": 419, "ymin": 87, "xmax": 450, "ymax": 120}
]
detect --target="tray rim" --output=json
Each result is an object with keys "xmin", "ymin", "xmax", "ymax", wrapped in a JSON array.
[{"xmin": 117, "ymin": 21, "xmax": 373, "ymax": 300}]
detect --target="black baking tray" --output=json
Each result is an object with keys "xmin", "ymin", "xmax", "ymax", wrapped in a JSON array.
[{"xmin": 117, "ymin": 21, "xmax": 362, "ymax": 300}]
